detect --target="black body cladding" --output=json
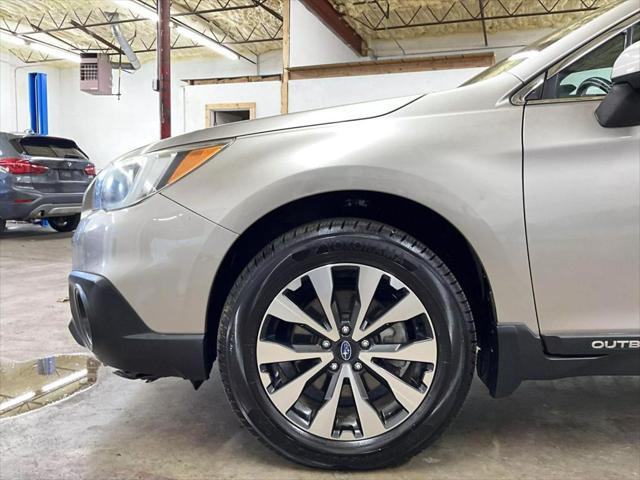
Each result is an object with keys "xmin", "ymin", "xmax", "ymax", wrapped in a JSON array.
[{"xmin": 68, "ymin": 271, "xmax": 209, "ymax": 381}]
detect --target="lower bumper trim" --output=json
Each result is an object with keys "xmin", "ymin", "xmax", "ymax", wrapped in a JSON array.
[
  {"xmin": 0, "ymin": 191, "xmax": 84, "ymax": 221},
  {"xmin": 478, "ymin": 324, "xmax": 640, "ymax": 398},
  {"xmin": 68, "ymin": 271, "xmax": 209, "ymax": 381},
  {"xmin": 29, "ymin": 203, "xmax": 82, "ymax": 218}
]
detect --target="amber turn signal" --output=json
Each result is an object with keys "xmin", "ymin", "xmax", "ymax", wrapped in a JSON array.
[{"xmin": 167, "ymin": 144, "xmax": 225, "ymax": 185}]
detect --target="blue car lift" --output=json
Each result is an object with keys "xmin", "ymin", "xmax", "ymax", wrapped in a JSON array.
[
  {"xmin": 28, "ymin": 72, "xmax": 49, "ymax": 135},
  {"xmin": 28, "ymin": 73, "xmax": 50, "ymax": 228}
]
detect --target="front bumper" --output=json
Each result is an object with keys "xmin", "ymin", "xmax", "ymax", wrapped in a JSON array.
[
  {"xmin": 72, "ymin": 193, "xmax": 237, "ymax": 334},
  {"xmin": 69, "ymin": 271, "xmax": 209, "ymax": 380},
  {"xmin": 69, "ymin": 193, "xmax": 238, "ymax": 380}
]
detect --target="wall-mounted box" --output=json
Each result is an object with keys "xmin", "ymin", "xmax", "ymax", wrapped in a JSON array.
[{"xmin": 80, "ymin": 53, "xmax": 112, "ymax": 95}]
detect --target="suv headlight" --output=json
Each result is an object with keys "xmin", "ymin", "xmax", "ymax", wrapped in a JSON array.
[{"xmin": 90, "ymin": 143, "xmax": 229, "ymax": 211}]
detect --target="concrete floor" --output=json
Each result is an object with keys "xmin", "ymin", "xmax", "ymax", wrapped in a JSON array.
[{"xmin": 1, "ymin": 222, "xmax": 639, "ymax": 480}]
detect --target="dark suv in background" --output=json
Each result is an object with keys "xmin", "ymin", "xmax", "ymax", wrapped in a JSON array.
[{"xmin": 0, "ymin": 132, "xmax": 95, "ymax": 232}]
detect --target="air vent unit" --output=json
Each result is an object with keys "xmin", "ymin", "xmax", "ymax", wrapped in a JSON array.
[{"xmin": 80, "ymin": 53, "xmax": 112, "ymax": 95}]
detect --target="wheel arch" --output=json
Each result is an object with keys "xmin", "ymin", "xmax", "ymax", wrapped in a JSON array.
[{"xmin": 204, "ymin": 190, "xmax": 499, "ymax": 378}]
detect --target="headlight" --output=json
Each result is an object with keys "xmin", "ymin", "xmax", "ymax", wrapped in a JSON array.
[{"xmin": 91, "ymin": 143, "xmax": 229, "ymax": 211}]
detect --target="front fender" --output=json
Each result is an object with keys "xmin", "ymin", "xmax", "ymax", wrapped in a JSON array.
[{"xmin": 163, "ymin": 108, "xmax": 537, "ymax": 335}]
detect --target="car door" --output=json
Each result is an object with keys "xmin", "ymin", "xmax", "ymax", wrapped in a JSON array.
[{"xmin": 523, "ymin": 21, "xmax": 640, "ymax": 355}]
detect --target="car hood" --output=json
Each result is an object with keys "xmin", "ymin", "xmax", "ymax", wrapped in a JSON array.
[{"xmin": 148, "ymin": 94, "xmax": 423, "ymax": 152}]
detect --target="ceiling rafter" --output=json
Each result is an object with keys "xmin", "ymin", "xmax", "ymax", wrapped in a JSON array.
[
  {"xmin": 0, "ymin": 0, "xmax": 283, "ymax": 63},
  {"xmin": 0, "ymin": 0, "xmax": 610, "ymax": 63},
  {"xmin": 338, "ymin": 0, "xmax": 604, "ymax": 33}
]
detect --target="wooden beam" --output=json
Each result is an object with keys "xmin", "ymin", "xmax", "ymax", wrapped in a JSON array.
[
  {"xmin": 288, "ymin": 53, "xmax": 495, "ymax": 80},
  {"xmin": 184, "ymin": 74, "xmax": 282, "ymax": 86},
  {"xmin": 281, "ymin": 0, "xmax": 291, "ymax": 114},
  {"xmin": 183, "ymin": 52, "xmax": 494, "ymax": 85},
  {"xmin": 299, "ymin": 0, "xmax": 365, "ymax": 56}
]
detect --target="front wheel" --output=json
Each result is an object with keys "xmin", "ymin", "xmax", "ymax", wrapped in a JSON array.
[
  {"xmin": 218, "ymin": 219, "xmax": 476, "ymax": 469},
  {"xmin": 47, "ymin": 214, "xmax": 81, "ymax": 233}
]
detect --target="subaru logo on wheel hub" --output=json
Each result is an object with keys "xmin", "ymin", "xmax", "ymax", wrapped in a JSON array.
[{"xmin": 340, "ymin": 341, "xmax": 352, "ymax": 361}]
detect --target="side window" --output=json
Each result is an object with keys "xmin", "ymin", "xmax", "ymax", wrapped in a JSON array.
[{"xmin": 544, "ymin": 32, "xmax": 626, "ymax": 99}]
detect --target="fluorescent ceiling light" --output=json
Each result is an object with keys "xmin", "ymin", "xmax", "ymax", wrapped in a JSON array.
[
  {"xmin": 30, "ymin": 42, "xmax": 81, "ymax": 63},
  {"xmin": 175, "ymin": 25, "xmax": 238, "ymax": 60},
  {"xmin": 0, "ymin": 391, "xmax": 36, "ymax": 413},
  {"xmin": 113, "ymin": 1, "xmax": 238, "ymax": 61},
  {"xmin": 114, "ymin": 0, "xmax": 158, "ymax": 22},
  {"xmin": 1, "ymin": 30, "xmax": 80, "ymax": 63},
  {"xmin": 0, "ymin": 31, "xmax": 26, "ymax": 47}
]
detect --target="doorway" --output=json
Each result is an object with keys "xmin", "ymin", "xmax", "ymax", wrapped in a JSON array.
[{"xmin": 205, "ymin": 102, "xmax": 256, "ymax": 127}]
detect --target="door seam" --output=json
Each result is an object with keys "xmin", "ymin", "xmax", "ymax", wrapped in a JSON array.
[{"xmin": 520, "ymin": 102, "xmax": 544, "ymax": 339}]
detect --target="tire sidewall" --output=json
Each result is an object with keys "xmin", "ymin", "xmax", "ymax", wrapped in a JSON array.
[
  {"xmin": 48, "ymin": 214, "xmax": 81, "ymax": 232},
  {"xmin": 220, "ymin": 225, "xmax": 473, "ymax": 468}
]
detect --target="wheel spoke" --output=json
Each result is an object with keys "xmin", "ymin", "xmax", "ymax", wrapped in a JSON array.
[
  {"xmin": 308, "ymin": 365, "xmax": 346, "ymax": 437},
  {"xmin": 421, "ymin": 370, "xmax": 435, "ymax": 390},
  {"xmin": 352, "ymin": 266, "xmax": 383, "ymax": 339},
  {"xmin": 307, "ymin": 268, "xmax": 340, "ymax": 341},
  {"xmin": 269, "ymin": 359, "xmax": 331, "ymax": 413},
  {"xmin": 267, "ymin": 294, "xmax": 337, "ymax": 340},
  {"xmin": 347, "ymin": 365, "xmax": 387, "ymax": 437},
  {"xmin": 353, "ymin": 292, "xmax": 426, "ymax": 341},
  {"xmin": 359, "ymin": 339, "xmax": 437, "ymax": 364},
  {"xmin": 360, "ymin": 357, "xmax": 425, "ymax": 412},
  {"xmin": 256, "ymin": 340, "xmax": 333, "ymax": 365},
  {"xmin": 257, "ymin": 262, "xmax": 438, "ymax": 441}
]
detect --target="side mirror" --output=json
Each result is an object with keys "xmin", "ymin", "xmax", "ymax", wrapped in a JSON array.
[{"xmin": 596, "ymin": 42, "xmax": 640, "ymax": 128}]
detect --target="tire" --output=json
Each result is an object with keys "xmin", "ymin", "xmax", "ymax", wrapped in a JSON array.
[
  {"xmin": 47, "ymin": 214, "xmax": 80, "ymax": 233},
  {"xmin": 218, "ymin": 218, "xmax": 476, "ymax": 470},
  {"xmin": 0, "ymin": 219, "xmax": 5, "ymax": 232}
]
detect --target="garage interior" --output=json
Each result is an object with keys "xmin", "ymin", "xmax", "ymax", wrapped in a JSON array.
[{"xmin": 0, "ymin": 0, "xmax": 639, "ymax": 478}]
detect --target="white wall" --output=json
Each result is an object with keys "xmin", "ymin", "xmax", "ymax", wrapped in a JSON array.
[
  {"xmin": 180, "ymin": 67, "xmax": 480, "ymax": 132},
  {"xmin": 256, "ymin": 49, "xmax": 283, "ymax": 75},
  {"xmin": 53, "ymin": 63, "xmax": 157, "ymax": 166},
  {"xmin": 0, "ymin": 56, "xmax": 19, "ymax": 132},
  {"xmin": 289, "ymin": 67, "xmax": 483, "ymax": 112},
  {"xmin": 371, "ymin": 29, "xmax": 555, "ymax": 62},
  {"xmin": 0, "ymin": 55, "xmax": 63, "ymax": 134},
  {"xmin": 1, "ymin": 53, "xmax": 484, "ymax": 168},
  {"xmin": 0, "ymin": 52, "xmax": 280, "ymax": 167},
  {"xmin": 183, "ymin": 81, "xmax": 281, "ymax": 133},
  {"xmin": 289, "ymin": 0, "xmax": 361, "ymax": 67},
  {"xmin": 285, "ymin": 3, "xmax": 485, "ymax": 113},
  {"xmin": 71, "ymin": 52, "xmax": 285, "ymax": 165}
]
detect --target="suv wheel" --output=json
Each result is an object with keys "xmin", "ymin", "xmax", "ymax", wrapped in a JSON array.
[
  {"xmin": 0, "ymin": 219, "xmax": 5, "ymax": 232},
  {"xmin": 47, "ymin": 214, "xmax": 81, "ymax": 233},
  {"xmin": 218, "ymin": 219, "xmax": 476, "ymax": 469}
]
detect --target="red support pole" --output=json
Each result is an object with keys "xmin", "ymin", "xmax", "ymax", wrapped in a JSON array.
[{"xmin": 158, "ymin": 0, "xmax": 171, "ymax": 139}]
